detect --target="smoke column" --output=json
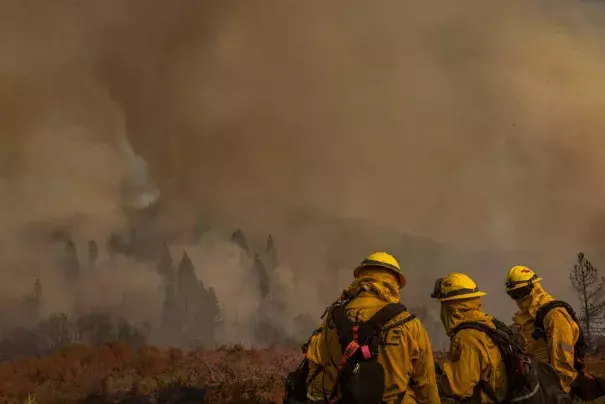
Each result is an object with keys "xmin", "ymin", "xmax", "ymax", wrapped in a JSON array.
[{"xmin": 2, "ymin": 0, "xmax": 605, "ymax": 343}]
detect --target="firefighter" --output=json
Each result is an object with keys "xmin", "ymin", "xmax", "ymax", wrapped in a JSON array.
[
  {"xmin": 505, "ymin": 266, "xmax": 581, "ymax": 394},
  {"xmin": 431, "ymin": 273, "xmax": 507, "ymax": 403},
  {"xmin": 305, "ymin": 252, "xmax": 440, "ymax": 404}
]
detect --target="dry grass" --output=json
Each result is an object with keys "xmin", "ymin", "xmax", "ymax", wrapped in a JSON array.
[
  {"xmin": 5, "ymin": 344, "xmax": 605, "ymax": 404},
  {"xmin": 0, "ymin": 343, "xmax": 302, "ymax": 404}
]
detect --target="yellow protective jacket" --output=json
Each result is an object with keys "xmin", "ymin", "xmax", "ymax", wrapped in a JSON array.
[
  {"xmin": 305, "ymin": 270, "xmax": 440, "ymax": 404},
  {"xmin": 512, "ymin": 283, "xmax": 579, "ymax": 392},
  {"xmin": 511, "ymin": 311, "xmax": 533, "ymax": 352},
  {"xmin": 439, "ymin": 298, "xmax": 508, "ymax": 404}
]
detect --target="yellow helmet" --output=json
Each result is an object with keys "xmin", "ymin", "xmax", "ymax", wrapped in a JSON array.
[
  {"xmin": 505, "ymin": 266, "xmax": 542, "ymax": 291},
  {"xmin": 431, "ymin": 272, "xmax": 486, "ymax": 302},
  {"xmin": 353, "ymin": 252, "xmax": 406, "ymax": 287}
]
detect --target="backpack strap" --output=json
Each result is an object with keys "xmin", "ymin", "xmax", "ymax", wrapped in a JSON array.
[
  {"xmin": 533, "ymin": 300, "xmax": 587, "ymax": 369},
  {"xmin": 331, "ymin": 303, "xmax": 354, "ymax": 334},
  {"xmin": 332, "ymin": 302, "xmax": 413, "ymax": 345},
  {"xmin": 534, "ymin": 301, "xmax": 578, "ymax": 337},
  {"xmin": 453, "ymin": 321, "xmax": 514, "ymax": 348},
  {"xmin": 357, "ymin": 303, "xmax": 412, "ymax": 343}
]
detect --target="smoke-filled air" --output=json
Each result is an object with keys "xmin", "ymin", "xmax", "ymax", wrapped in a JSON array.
[{"xmin": 2, "ymin": 0, "xmax": 605, "ymax": 354}]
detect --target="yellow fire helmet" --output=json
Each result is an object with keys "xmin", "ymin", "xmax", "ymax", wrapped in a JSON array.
[
  {"xmin": 353, "ymin": 252, "xmax": 406, "ymax": 287},
  {"xmin": 431, "ymin": 272, "xmax": 486, "ymax": 302},
  {"xmin": 505, "ymin": 265, "xmax": 542, "ymax": 292}
]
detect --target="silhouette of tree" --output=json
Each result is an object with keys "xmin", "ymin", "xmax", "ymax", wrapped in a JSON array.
[
  {"xmin": 570, "ymin": 252, "xmax": 605, "ymax": 346},
  {"xmin": 265, "ymin": 234, "xmax": 278, "ymax": 272},
  {"xmin": 44, "ymin": 313, "xmax": 72, "ymax": 350},
  {"xmin": 254, "ymin": 254, "xmax": 270, "ymax": 300},
  {"xmin": 107, "ymin": 234, "xmax": 119, "ymax": 269},
  {"xmin": 117, "ymin": 317, "xmax": 134, "ymax": 343},
  {"xmin": 207, "ymin": 286, "xmax": 222, "ymax": 323},
  {"xmin": 177, "ymin": 251, "xmax": 199, "ymax": 313},
  {"xmin": 198, "ymin": 280, "xmax": 210, "ymax": 310},
  {"xmin": 88, "ymin": 312, "xmax": 115, "ymax": 346},
  {"xmin": 75, "ymin": 313, "xmax": 87, "ymax": 342},
  {"xmin": 107, "ymin": 234, "xmax": 119, "ymax": 252},
  {"xmin": 64, "ymin": 239, "xmax": 80, "ymax": 283},
  {"xmin": 231, "ymin": 229, "xmax": 249, "ymax": 254},
  {"xmin": 162, "ymin": 284, "xmax": 182, "ymax": 345},
  {"xmin": 162, "ymin": 285, "xmax": 179, "ymax": 316},
  {"xmin": 192, "ymin": 281, "xmax": 216, "ymax": 348}
]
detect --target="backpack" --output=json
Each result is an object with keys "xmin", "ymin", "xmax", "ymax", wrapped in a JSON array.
[
  {"xmin": 532, "ymin": 300, "xmax": 588, "ymax": 370},
  {"xmin": 453, "ymin": 319, "xmax": 572, "ymax": 404},
  {"xmin": 282, "ymin": 293, "xmax": 355, "ymax": 404},
  {"xmin": 328, "ymin": 302, "xmax": 416, "ymax": 404},
  {"xmin": 283, "ymin": 331, "xmax": 323, "ymax": 404},
  {"xmin": 532, "ymin": 300, "xmax": 605, "ymax": 401}
]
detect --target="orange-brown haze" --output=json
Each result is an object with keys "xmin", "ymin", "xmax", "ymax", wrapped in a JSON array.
[{"xmin": 1, "ymin": 0, "xmax": 605, "ymax": 345}]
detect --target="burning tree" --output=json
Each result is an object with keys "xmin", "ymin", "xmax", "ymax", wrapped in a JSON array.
[{"xmin": 570, "ymin": 252, "xmax": 605, "ymax": 345}]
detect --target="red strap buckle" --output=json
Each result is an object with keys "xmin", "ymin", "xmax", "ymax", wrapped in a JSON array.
[{"xmin": 361, "ymin": 345, "xmax": 372, "ymax": 359}]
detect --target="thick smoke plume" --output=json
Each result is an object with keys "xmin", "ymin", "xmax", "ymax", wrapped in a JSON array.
[{"xmin": 2, "ymin": 0, "xmax": 605, "ymax": 345}]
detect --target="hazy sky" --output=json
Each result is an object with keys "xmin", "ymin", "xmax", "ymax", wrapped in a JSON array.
[{"xmin": 1, "ymin": 0, "xmax": 605, "ymax": 338}]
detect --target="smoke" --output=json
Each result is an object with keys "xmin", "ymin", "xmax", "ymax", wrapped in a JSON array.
[
  {"xmin": 93, "ymin": 0, "xmax": 605, "ymax": 251},
  {"xmin": 171, "ymin": 236, "xmax": 262, "ymax": 346},
  {"xmin": 2, "ymin": 0, "xmax": 605, "ymax": 345}
]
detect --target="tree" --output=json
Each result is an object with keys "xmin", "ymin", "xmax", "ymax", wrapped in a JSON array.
[
  {"xmin": 265, "ymin": 234, "xmax": 278, "ymax": 272},
  {"xmin": 231, "ymin": 229, "xmax": 249, "ymax": 254},
  {"xmin": 254, "ymin": 254, "xmax": 270, "ymax": 300},
  {"xmin": 44, "ymin": 313, "xmax": 72, "ymax": 349},
  {"xmin": 177, "ymin": 250, "xmax": 199, "ymax": 313},
  {"xmin": 570, "ymin": 252, "xmax": 605, "ymax": 345},
  {"xmin": 64, "ymin": 239, "xmax": 80, "ymax": 283},
  {"xmin": 162, "ymin": 284, "xmax": 181, "ymax": 331},
  {"xmin": 207, "ymin": 286, "xmax": 222, "ymax": 323},
  {"xmin": 87, "ymin": 312, "xmax": 115, "ymax": 346},
  {"xmin": 193, "ymin": 281, "xmax": 216, "ymax": 348},
  {"xmin": 107, "ymin": 234, "xmax": 119, "ymax": 269}
]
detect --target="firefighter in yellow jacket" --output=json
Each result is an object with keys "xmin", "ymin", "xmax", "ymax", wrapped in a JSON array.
[
  {"xmin": 505, "ymin": 266, "xmax": 580, "ymax": 393},
  {"xmin": 431, "ymin": 273, "xmax": 507, "ymax": 403},
  {"xmin": 305, "ymin": 252, "xmax": 440, "ymax": 404}
]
